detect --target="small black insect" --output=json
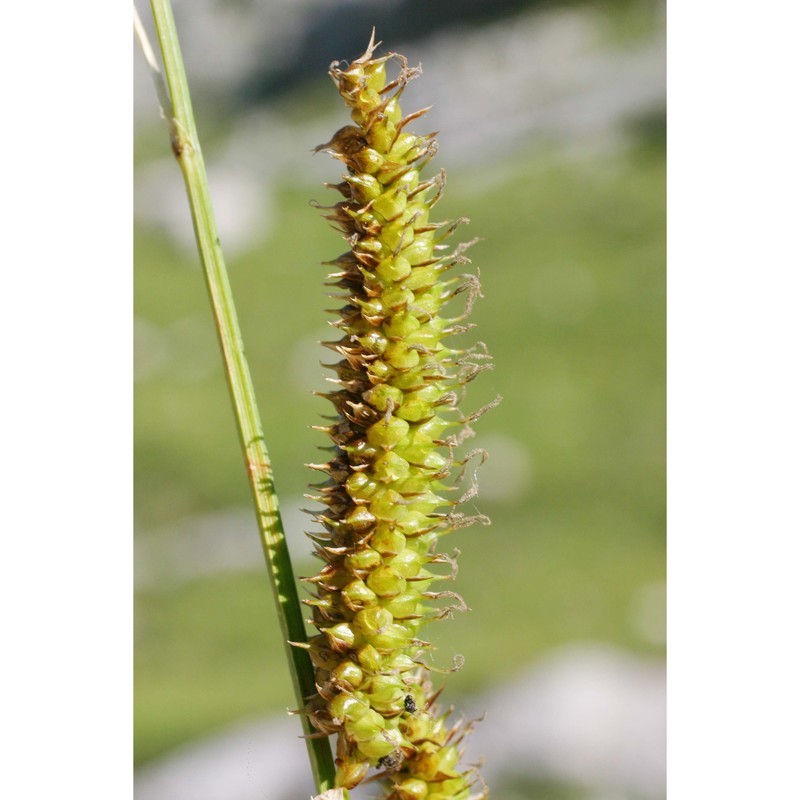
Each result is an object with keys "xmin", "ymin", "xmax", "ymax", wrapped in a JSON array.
[
  {"xmin": 378, "ymin": 751, "xmax": 404, "ymax": 771},
  {"xmin": 404, "ymin": 694, "xmax": 416, "ymax": 713}
]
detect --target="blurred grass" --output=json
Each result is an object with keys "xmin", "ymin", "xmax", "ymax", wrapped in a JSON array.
[{"xmin": 134, "ymin": 133, "xmax": 664, "ymax": 764}]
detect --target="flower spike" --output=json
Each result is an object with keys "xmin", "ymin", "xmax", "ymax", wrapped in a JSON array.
[{"xmin": 305, "ymin": 36, "xmax": 494, "ymax": 796}]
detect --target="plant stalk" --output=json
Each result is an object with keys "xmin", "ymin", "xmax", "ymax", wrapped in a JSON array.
[{"xmin": 140, "ymin": 1, "xmax": 337, "ymax": 793}]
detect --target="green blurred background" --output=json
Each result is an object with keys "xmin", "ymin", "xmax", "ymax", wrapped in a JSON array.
[{"xmin": 134, "ymin": 0, "xmax": 665, "ymax": 795}]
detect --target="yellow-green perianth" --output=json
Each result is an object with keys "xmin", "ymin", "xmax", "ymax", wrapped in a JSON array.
[{"xmin": 302, "ymin": 34, "xmax": 492, "ymax": 798}]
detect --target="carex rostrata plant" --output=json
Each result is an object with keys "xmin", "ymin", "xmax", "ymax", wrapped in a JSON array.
[{"xmin": 297, "ymin": 33, "xmax": 497, "ymax": 799}]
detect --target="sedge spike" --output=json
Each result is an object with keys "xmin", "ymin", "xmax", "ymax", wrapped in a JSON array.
[{"xmin": 304, "ymin": 33, "xmax": 493, "ymax": 798}]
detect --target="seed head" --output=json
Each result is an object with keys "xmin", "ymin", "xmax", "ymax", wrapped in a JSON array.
[{"xmin": 304, "ymin": 32, "xmax": 494, "ymax": 795}]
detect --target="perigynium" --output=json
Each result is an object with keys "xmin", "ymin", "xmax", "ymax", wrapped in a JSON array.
[{"xmin": 297, "ymin": 33, "xmax": 496, "ymax": 798}]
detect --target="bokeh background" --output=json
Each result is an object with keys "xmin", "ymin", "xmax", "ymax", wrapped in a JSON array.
[{"xmin": 134, "ymin": 1, "xmax": 665, "ymax": 798}]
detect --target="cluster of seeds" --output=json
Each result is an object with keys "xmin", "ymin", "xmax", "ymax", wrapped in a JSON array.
[{"xmin": 301, "ymin": 34, "xmax": 494, "ymax": 798}]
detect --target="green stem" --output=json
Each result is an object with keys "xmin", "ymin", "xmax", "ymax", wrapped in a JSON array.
[{"xmin": 142, "ymin": 1, "xmax": 337, "ymax": 793}]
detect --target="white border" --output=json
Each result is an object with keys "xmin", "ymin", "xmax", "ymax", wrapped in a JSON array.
[
  {"xmin": 669, "ymin": 1, "xmax": 799, "ymax": 796},
  {"xmin": 2, "ymin": 3, "xmax": 132, "ymax": 797}
]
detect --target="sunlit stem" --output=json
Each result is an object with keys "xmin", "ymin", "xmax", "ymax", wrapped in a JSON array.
[{"xmin": 135, "ymin": 1, "xmax": 339, "ymax": 793}]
